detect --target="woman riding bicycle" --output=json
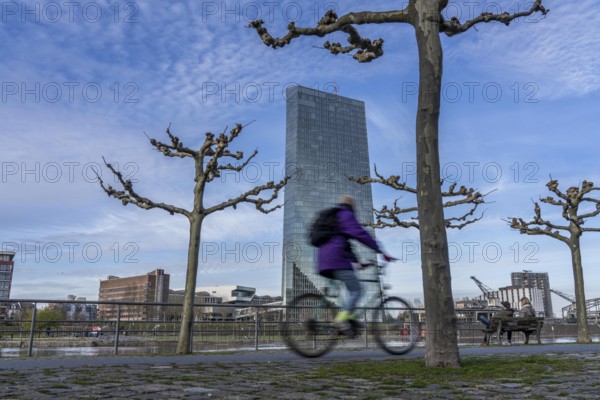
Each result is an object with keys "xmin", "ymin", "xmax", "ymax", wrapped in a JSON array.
[{"xmin": 317, "ymin": 195, "xmax": 393, "ymax": 335}]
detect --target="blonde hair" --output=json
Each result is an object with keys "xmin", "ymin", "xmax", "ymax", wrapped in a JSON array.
[
  {"xmin": 338, "ymin": 195, "xmax": 355, "ymax": 208},
  {"xmin": 520, "ymin": 297, "xmax": 531, "ymax": 305}
]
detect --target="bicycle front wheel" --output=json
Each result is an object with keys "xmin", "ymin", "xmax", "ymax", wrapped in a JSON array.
[
  {"xmin": 282, "ymin": 293, "xmax": 339, "ymax": 358},
  {"xmin": 373, "ymin": 296, "xmax": 417, "ymax": 355}
]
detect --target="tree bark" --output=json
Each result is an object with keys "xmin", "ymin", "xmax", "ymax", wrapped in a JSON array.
[
  {"xmin": 176, "ymin": 213, "xmax": 204, "ymax": 354},
  {"xmin": 413, "ymin": 0, "xmax": 460, "ymax": 368},
  {"xmin": 570, "ymin": 236, "xmax": 591, "ymax": 343}
]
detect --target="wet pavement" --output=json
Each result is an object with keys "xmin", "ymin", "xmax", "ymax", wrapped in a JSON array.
[{"xmin": 1, "ymin": 343, "xmax": 600, "ymax": 399}]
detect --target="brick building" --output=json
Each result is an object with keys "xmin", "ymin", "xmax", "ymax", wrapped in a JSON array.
[{"xmin": 98, "ymin": 269, "xmax": 169, "ymax": 321}]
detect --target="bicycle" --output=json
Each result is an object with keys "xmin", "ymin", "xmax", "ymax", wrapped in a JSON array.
[{"xmin": 281, "ymin": 259, "xmax": 418, "ymax": 358}]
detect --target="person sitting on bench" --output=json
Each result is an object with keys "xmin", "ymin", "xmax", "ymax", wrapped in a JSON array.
[
  {"xmin": 479, "ymin": 301, "xmax": 514, "ymax": 345},
  {"xmin": 519, "ymin": 297, "xmax": 536, "ymax": 317}
]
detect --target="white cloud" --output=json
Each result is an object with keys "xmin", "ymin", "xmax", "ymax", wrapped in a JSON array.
[
  {"xmin": 445, "ymin": 0, "xmax": 600, "ymax": 99},
  {"xmin": 2, "ymin": 0, "xmax": 600, "ymax": 305}
]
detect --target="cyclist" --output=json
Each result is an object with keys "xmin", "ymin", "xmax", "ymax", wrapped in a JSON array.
[{"xmin": 316, "ymin": 195, "xmax": 393, "ymax": 335}]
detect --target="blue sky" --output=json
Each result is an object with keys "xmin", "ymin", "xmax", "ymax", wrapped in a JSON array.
[{"xmin": 1, "ymin": 0, "xmax": 599, "ymax": 316}]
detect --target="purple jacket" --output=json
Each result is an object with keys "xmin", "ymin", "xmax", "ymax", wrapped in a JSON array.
[{"xmin": 317, "ymin": 204, "xmax": 381, "ymax": 277}]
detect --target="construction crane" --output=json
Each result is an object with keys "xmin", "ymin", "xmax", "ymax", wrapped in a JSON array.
[
  {"xmin": 550, "ymin": 289, "xmax": 575, "ymax": 303},
  {"xmin": 470, "ymin": 276, "xmax": 497, "ymax": 300},
  {"xmin": 550, "ymin": 289, "xmax": 577, "ymax": 321}
]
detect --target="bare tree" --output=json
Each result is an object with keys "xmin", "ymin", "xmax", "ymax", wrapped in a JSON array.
[
  {"xmin": 250, "ymin": 0, "xmax": 548, "ymax": 367},
  {"xmin": 98, "ymin": 123, "xmax": 288, "ymax": 354},
  {"xmin": 349, "ymin": 165, "xmax": 488, "ymax": 230},
  {"xmin": 508, "ymin": 179, "xmax": 600, "ymax": 343}
]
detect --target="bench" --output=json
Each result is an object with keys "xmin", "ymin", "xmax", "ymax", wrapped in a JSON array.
[{"xmin": 483, "ymin": 317, "xmax": 544, "ymax": 345}]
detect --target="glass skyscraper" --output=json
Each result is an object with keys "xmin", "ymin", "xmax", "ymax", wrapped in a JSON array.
[{"xmin": 282, "ymin": 86, "xmax": 378, "ymax": 304}]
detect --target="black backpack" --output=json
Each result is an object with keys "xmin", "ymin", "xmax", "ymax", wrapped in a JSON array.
[{"xmin": 308, "ymin": 207, "xmax": 340, "ymax": 247}]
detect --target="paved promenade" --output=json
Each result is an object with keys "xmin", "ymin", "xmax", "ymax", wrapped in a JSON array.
[{"xmin": 1, "ymin": 344, "xmax": 599, "ymax": 399}]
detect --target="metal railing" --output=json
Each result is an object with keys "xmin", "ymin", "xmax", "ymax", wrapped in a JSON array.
[{"xmin": 1, "ymin": 299, "xmax": 597, "ymax": 357}]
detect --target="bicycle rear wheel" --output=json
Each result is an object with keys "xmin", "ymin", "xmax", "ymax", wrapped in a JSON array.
[
  {"xmin": 282, "ymin": 293, "xmax": 339, "ymax": 358},
  {"xmin": 373, "ymin": 296, "xmax": 417, "ymax": 355}
]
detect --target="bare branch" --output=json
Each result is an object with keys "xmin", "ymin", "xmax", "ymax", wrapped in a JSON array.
[
  {"xmin": 250, "ymin": 8, "xmax": 411, "ymax": 63},
  {"xmin": 509, "ymin": 178, "xmax": 600, "ymax": 242},
  {"xmin": 348, "ymin": 164, "xmax": 414, "ymax": 192},
  {"xmin": 351, "ymin": 166, "xmax": 488, "ymax": 229},
  {"xmin": 578, "ymin": 202, "xmax": 600, "ymax": 220},
  {"xmin": 444, "ymin": 203, "xmax": 484, "ymax": 230},
  {"xmin": 445, "ymin": 213, "xmax": 484, "ymax": 230},
  {"xmin": 363, "ymin": 198, "xmax": 420, "ymax": 229},
  {"xmin": 217, "ymin": 149, "xmax": 258, "ymax": 173},
  {"xmin": 442, "ymin": 0, "xmax": 548, "ymax": 36},
  {"xmin": 505, "ymin": 217, "xmax": 570, "ymax": 245},
  {"xmin": 97, "ymin": 157, "xmax": 190, "ymax": 217},
  {"xmin": 148, "ymin": 125, "xmax": 197, "ymax": 159},
  {"xmin": 204, "ymin": 124, "xmax": 244, "ymax": 183},
  {"xmin": 204, "ymin": 177, "xmax": 290, "ymax": 215},
  {"xmin": 540, "ymin": 196, "xmax": 565, "ymax": 207},
  {"xmin": 582, "ymin": 227, "xmax": 600, "ymax": 233}
]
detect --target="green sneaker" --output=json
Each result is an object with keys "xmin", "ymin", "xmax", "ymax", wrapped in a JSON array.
[{"xmin": 334, "ymin": 310, "xmax": 353, "ymax": 323}]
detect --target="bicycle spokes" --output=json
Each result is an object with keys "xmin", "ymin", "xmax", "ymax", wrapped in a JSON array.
[
  {"xmin": 282, "ymin": 293, "xmax": 339, "ymax": 358},
  {"xmin": 373, "ymin": 296, "xmax": 418, "ymax": 355}
]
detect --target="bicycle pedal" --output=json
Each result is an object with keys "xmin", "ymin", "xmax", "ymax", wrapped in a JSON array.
[
  {"xmin": 337, "ymin": 328, "xmax": 357, "ymax": 339},
  {"xmin": 349, "ymin": 320, "xmax": 364, "ymax": 329}
]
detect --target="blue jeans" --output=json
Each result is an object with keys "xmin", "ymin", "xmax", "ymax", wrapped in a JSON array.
[
  {"xmin": 479, "ymin": 315, "xmax": 512, "ymax": 342},
  {"xmin": 331, "ymin": 269, "xmax": 362, "ymax": 314},
  {"xmin": 478, "ymin": 315, "xmax": 491, "ymax": 328}
]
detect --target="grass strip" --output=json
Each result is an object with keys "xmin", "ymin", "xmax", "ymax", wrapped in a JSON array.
[{"xmin": 308, "ymin": 355, "xmax": 594, "ymax": 386}]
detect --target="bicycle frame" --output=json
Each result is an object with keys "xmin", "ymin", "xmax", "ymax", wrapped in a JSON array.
[
  {"xmin": 323, "ymin": 261, "xmax": 391, "ymax": 324},
  {"xmin": 282, "ymin": 259, "xmax": 417, "ymax": 357}
]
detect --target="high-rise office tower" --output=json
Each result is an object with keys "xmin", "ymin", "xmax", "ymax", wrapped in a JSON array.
[
  {"xmin": 511, "ymin": 271, "xmax": 553, "ymax": 317},
  {"xmin": 282, "ymin": 86, "xmax": 377, "ymax": 304}
]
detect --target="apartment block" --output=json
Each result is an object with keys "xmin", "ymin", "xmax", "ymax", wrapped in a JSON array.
[
  {"xmin": 98, "ymin": 269, "xmax": 169, "ymax": 321},
  {"xmin": 0, "ymin": 251, "xmax": 15, "ymax": 318}
]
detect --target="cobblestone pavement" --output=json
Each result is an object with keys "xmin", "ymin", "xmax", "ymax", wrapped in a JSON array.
[{"xmin": 1, "ymin": 345, "xmax": 600, "ymax": 399}]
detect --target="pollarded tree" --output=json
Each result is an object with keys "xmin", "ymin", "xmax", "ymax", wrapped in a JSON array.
[
  {"xmin": 98, "ymin": 123, "xmax": 288, "ymax": 354},
  {"xmin": 350, "ymin": 165, "xmax": 488, "ymax": 230},
  {"xmin": 250, "ymin": 0, "xmax": 548, "ymax": 367},
  {"xmin": 508, "ymin": 179, "xmax": 600, "ymax": 343}
]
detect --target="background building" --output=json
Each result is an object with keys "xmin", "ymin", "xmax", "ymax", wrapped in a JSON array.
[
  {"xmin": 59, "ymin": 295, "xmax": 98, "ymax": 321},
  {"xmin": 511, "ymin": 271, "xmax": 553, "ymax": 317},
  {"xmin": 0, "ymin": 251, "xmax": 15, "ymax": 318},
  {"xmin": 498, "ymin": 285, "xmax": 545, "ymax": 316},
  {"xmin": 167, "ymin": 286, "xmax": 282, "ymax": 321},
  {"xmin": 167, "ymin": 289, "xmax": 223, "ymax": 321},
  {"xmin": 48, "ymin": 295, "xmax": 98, "ymax": 321},
  {"xmin": 282, "ymin": 86, "xmax": 378, "ymax": 305},
  {"xmin": 198, "ymin": 285, "xmax": 255, "ymax": 304},
  {"xmin": 98, "ymin": 269, "xmax": 169, "ymax": 321}
]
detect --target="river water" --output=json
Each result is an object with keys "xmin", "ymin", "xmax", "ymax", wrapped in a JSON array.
[{"xmin": 2, "ymin": 337, "xmax": 598, "ymax": 358}]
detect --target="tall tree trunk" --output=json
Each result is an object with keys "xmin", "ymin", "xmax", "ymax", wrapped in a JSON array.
[
  {"xmin": 413, "ymin": 0, "xmax": 460, "ymax": 367},
  {"xmin": 570, "ymin": 236, "xmax": 590, "ymax": 343},
  {"xmin": 176, "ymin": 214, "xmax": 203, "ymax": 354}
]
